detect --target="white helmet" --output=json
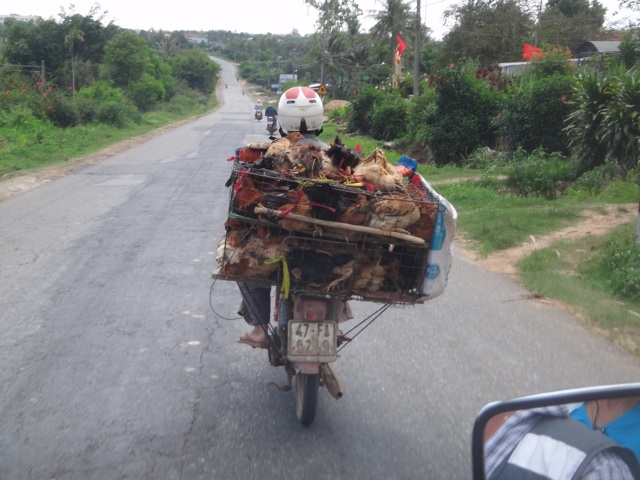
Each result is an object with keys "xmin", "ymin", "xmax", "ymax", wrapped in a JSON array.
[{"xmin": 278, "ymin": 86, "xmax": 324, "ymax": 133}]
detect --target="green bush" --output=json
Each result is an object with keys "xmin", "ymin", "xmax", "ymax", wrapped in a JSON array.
[
  {"xmin": 347, "ymin": 85, "xmax": 386, "ymax": 135},
  {"xmin": 463, "ymin": 147, "xmax": 511, "ymax": 169},
  {"xmin": 44, "ymin": 97, "xmax": 79, "ymax": 128},
  {"xmin": 327, "ymin": 106, "xmax": 349, "ymax": 123},
  {"xmin": 568, "ymin": 162, "xmax": 620, "ymax": 193},
  {"xmin": 0, "ymin": 104, "xmax": 41, "ymax": 130},
  {"xmin": 127, "ymin": 74, "xmax": 166, "ymax": 112},
  {"xmin": 101, "ymin": 31, "xmax": 149, "ymax": 88},
  {"xmin": 77, "ymin": 81, "xmax": 139, "ymax": 127},
  {"xmin": 599, "ymin": 69, "xmax": 640, "ymax": 173},
  {"xmin": 170, "ymin": 49, "xmax": 220, "ymax": 95},
  {"xmin": 369, "ymin": 95, "xmax": 409, "ymax": 141},
  {"xmin": 581, "ymin": 230, "xmax": 640, "ymax": 301},
  {"xmin": 564, "ymin": 69, "xmax": 614, "ymax": 175},
  {"xmin": 619, "ymin": 29, "xmax": 640, "ymax": 69},
  {"xmin": 567, "ymin": 67, "xmax": 640, "ymax": 176},
  {"xmin": 499, "ymin": 74, "xmax": 575, "ymax": 155},
  {"xmin": 425, "ymin": 64, "xmax": 499, "ymax": 166},
  {"xmin": 96, "ymin": 101, "xmax": 140, "ymax": 127},
  {"xmin": 425, "ymin": 110, "xmax": 481, "ymax": 165},
  {"xmin": 505, "ymin": 149, "xmax": 571, "ymax": 198},
  {"xmin": 158, "ymin": 93, "xmax": 196, "ymax": 115},
  {"xmin": 404, "ymin": 88, "xmax": 436, "ymax": 149}
]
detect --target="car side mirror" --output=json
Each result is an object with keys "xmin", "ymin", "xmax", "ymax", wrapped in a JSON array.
[{"xmin": 471, "ymin": 383, "xmax": 640, "ymax": 479}]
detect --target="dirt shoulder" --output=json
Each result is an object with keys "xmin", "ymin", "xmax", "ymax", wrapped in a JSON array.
[{"xmin": 460, "ymin": 204, "xmax": 638, "ymax": 279}]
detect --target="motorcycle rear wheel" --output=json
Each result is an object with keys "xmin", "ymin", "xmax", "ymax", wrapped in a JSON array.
[{"xmin": 295, "ymin": 372, "xmax": 319, "ymax": 426}]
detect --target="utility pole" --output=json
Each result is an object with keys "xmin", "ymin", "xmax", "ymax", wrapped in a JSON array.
[{"xmin": 413, "ymin": 0, "xmax": 421, "ymax": 97}]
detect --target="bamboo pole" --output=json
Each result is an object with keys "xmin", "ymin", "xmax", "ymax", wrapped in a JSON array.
[{"xmin": 254, "ymin": 205, "xmax": 426, "ymax": 245}]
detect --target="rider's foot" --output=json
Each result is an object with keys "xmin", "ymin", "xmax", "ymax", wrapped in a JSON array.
[{"xmin": 237, "ymin": 325, "xmax": 269, "ymax": 348}]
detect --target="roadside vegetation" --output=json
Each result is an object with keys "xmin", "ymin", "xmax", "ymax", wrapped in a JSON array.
[
  {"xmin": 0, "ymin": 7, "xmax": 220, "ymax": 177},
  {"xmin": 1, "ymin": 2, "xmax": 639, "ymax": 356}
]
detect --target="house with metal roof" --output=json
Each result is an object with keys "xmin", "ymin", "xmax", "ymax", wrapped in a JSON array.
[{"xmin": 574, "ymin": 41, "xmax": 621, "ymax": 58}]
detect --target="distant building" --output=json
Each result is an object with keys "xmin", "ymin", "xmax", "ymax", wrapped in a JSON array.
[
  {"xmin": 183, "ymin": 33, "xmax": 207, "ymax": 45},
  {"xmin": 574, "ymin": 41, "xmax": 621, "ymax": 59},
  {"xmin": 498, "ymin": 62, "xmax": 530, "ymax": 75},
  {"xmin": 498, "ymin": 40, "xmax": 621, "ymax": 75},
  {"xmin": 0, "ymin": 14, "xmax": 38, "ymax": 24}
]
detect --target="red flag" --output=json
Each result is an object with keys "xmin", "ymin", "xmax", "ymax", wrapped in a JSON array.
[
  {"xmin": 395, "ymin": 35, "xmax": 407, "ymax": 63},
  {"xmin": 523, "ymin": 43, "xmax": 543, "ymax": 61}
]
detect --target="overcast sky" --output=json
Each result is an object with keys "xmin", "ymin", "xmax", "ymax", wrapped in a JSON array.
[{"xmin": 6, "ymin": 0, "xmax": 635, "ymax": 41}]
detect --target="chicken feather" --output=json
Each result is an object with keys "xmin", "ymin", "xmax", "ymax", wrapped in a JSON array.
[{"xmin": 368, "ymin": 196, "xmax": 420, "ymax": 232}]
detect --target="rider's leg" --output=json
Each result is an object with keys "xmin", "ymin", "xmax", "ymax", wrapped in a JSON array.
[{"xmin": 237, "ymin": 282, "xmax": 271, "ymax": 343}]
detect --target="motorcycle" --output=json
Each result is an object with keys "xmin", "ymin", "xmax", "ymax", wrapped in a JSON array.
[
  {"xmin": 264, "ymin": 288, "xmax": 346, "ymax": 426},
  {"xmin": 471, "ymin": 383, "xmax": 640, "ymax": 479},
  {"xmin": 255, "ymin": 110, "xmax": 263, "ymax": 121},
  {"xmin": 266, "ymin": 115, "xmax": 278, "ymax": 135}
]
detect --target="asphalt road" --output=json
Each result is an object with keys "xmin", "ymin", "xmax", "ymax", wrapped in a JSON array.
[{"xmin": 1, "ymin": 58, "xmax": 639, "ymax": 480}]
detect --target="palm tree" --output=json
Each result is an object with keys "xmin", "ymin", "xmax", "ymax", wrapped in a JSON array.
[
  {"xmin": 65, "ymin": 27, "xmax": 85, "ymax": 96},
  {"xmin": 369, "ymin": 0, "xmax": 413, "ymax": 68}
]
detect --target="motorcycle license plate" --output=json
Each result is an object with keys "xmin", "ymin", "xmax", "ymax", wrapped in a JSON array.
[{"xmin": 288, "ymin": 321, "xmax": 337, "ymax": 362}]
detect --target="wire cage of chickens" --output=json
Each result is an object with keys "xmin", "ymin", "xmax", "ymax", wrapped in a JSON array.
[{"xmin": 213, "ymin": 161, "xmax": 442, "ymax": 304}]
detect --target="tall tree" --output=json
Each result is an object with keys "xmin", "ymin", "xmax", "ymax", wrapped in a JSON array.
[
  {"xmin": 304, "ymin": 0, "xmax": 363, "ymax": 34},
  {"xmin": 369, "ymin": 0, "xmax": 413, "ymax": 69},
  {"xmin": 3, "ymin": 18, "xmax": 67, "ymax": 73},
  {"xmin": 537, "ymin": 0, "xmax": 605, "ymax": 52},
  {"xmin": 304, "ymin": 0, "xmax": 363, "ymax": 83},
  {"xmin": 619, "ymin": 0, "xmax": 640, "ymax": 9},
  {"xmin": 65, "ymin": 26, "xmax": 84, "ymax": 95},
  {"xmin": 100, "ymin": 31, "xmax": 150, "ymax": 87},
  {"xmin": 440, "ymin": 0, "xmax": 535, "ymax": 64}
]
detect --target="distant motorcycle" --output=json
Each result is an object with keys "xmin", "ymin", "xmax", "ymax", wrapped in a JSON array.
[
  {"xmin": 266, "ymin": 116, "xmax": 277, "ymax": 135},
  {"xmin": 255, "ymin": 110, "xmax": 263, "ymax": 121}
]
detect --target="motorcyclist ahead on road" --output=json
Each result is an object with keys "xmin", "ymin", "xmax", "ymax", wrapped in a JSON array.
[{"xmin": 265, "ymin": 104, "xmax": 277, "ymax": 117}]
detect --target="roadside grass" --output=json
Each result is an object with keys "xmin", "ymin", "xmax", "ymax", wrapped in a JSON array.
[
  {"xmin": 518, "ymin": 223, "xmax": 640, "ymax": 357},
  {"xmin": 434, "ymin": 175, "xmax": 640, "ymax": 357},
  {"xmin": 0, "ymin": 96, "xmax": 217, "ymax": 178},
  {"xmin": 435, "ymin": 180, "xmax": 583, "ymax": 256}
]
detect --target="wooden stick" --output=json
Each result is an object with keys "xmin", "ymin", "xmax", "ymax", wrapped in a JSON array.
[{"xmin": 254, "ymin": 205, "xmax": 426, "ymax": 245}]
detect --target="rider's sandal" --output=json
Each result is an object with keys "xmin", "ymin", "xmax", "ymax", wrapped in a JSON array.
[{"xmin": 237, "ymin": 333, "xmax": 269, "ymax": 349}]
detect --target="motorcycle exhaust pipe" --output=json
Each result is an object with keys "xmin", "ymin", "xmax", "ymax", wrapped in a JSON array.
[{"xmin": 320, "ymin": 363, "xmax": 345, "ymax": 400}]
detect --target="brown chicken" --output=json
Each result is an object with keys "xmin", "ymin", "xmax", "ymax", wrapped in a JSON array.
[
  {"xmin": 353, "ymin": 148, "xmax": 404, "ymax": 192},
  {"xmin": 325, "ymin": 194, "xmax": 370, "ymax": 241},
  {"xmin": 264, "ymin": 132, "xmax": 304, "ymax": 157},
  {"xmin": 405, "ymin": 183, "xmax": 439, "ymax": 242},
  {"xmin": 289, "ymin": 144, "xmax": 327, "ymax": 178},
  {"xmin": 261, "ymin": 132, "xmax": 305, "ymax": 172},
  {"xmin": 232, "ymin": 174, "xmax": 262, "ymax": 210},
  {"xmin": 324, "ymin": 259, "xmax": 358, "ymax": 292},
  {"xmin": 352, "ymin": 255, "xmax": 386, "ymax": 292},
  {"xmin": 407, "ymin": 201, "xmax": 438, "ymax": 242},
  {"xmin": 368, "ymin": 194, "xmax": 420, "ymax": 232},
  {"xmin": 224, "ymin": 221, "xmax": 250, "ymax": 247},
  {"xmin": 241, "ymin": 235, "xmax": 291, "ymax": 277},
  {"xmin": 276, "ymin": 191, "xmax": 317, "ymax": 235}
]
